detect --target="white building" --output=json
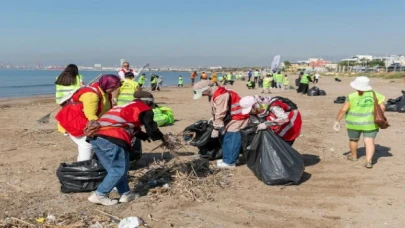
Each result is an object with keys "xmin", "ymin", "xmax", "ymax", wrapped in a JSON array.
[
  {"xmin": 209, "ymin": 66, "xmax": 223, "ymax": 70},
  {"xmin": 94, "ymin": 64, "xmax": 102, "ymax": 70},
  {"xmin": 341, "ymin": 55, "xmax": 373, "ymax": 62}
]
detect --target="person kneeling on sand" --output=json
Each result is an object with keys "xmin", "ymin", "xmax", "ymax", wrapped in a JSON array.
[
  {"xmin": 193, "ymin": 81, "xmax": 249, "ymax": 168},
  {"xmin": 85, "ymin": 91, "xmax": 176, "ymax": 206},
  {"xmin": 240, "ymin": 96, "xmax": 302, "ymax": 146}
]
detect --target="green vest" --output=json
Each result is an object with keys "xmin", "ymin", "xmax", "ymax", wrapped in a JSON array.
[
  {"xmin": 227, "ymin": 74, "xmax": 232, "ymax": 80},
  {"xmin": 247, "ymin": 81, "xmax": 252, "ymax": 86},
  {"xmin": 117, "ymin": 79, "xmax": 138, "ymax": 106},
  {"xmin": 178, "ymin": 78, "xmax": 183, "ymax": 84},
  {"xmin": 345, "ymin": 91, "xmax": 385, "ymax": 131},
  {"xmin": 218, "ymin": 76, "xmax": 224, "ymax": 81},
  {"xmin": 138, "ymin": 76, "xmax": 146, "ymax": 84},
  {"xmin": 300, "ymin": 74, "xmax": 309, "ymax": 84},
  {"xmin": 263, "ymin": 77, "xmax": 271, "ymax": 87},
  {"xmin": 55, "ymin": 75, "xmax": 83, "ymax": 104},
  {"xmin": 283, "ymin": 77, "xmax": 289, "ymax": 85},
  {"xmin": 151, "ymin": 77, "xmax": 158, "ymax": 84},
  {"xmin": 277, "ymin": 74, "xmax": 284, "ymax": 83}
]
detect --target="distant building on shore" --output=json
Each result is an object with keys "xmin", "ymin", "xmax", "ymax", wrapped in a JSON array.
[{"xmin": 209, "ymin": 66, "xmax": 222, "ymax": 70}]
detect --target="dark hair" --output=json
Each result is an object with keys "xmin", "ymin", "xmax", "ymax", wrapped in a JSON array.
[
  {"xmin": 125, "ymin": 72, "xmax": 135, "ymax": 78},
  {"xmin": 55, "ymin": 64, "xmax": 79, "ymax": 86}
]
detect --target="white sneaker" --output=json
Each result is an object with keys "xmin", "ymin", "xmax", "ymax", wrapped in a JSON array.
[
  {"xmin": 216, "ymin": 160, "xmax": 236, "ymax": 169},
  {"xmin": 88, "ymin": 192, "xmax": 118, "ymax": 206},
  {"xmin": 119, "ymin": 192, "xmax": 140, "ymax": 203}
]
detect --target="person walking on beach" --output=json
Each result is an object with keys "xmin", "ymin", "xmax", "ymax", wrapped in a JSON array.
[
  {"xmin": 283, "ymin": 75, "xmax": 290, "ymax": 90},
  {"xmin": 262, "ymin": 74, "xmax": 272, "ymax": 94},
  {"xmin": 86, "ymin": 91, "xmax": 176, "ymax": 206},
  {"xmin": 314, "ymin": 73, "xmax": 320, "ymax": 85},
  {"xmin": 333, "ymin": 76, "xmax": 385, "ymax": 169},
  {"xmin": 55, "ymin": 64, "xmax": 84, "ymax": 104},
  {"xmin": 55, "ymin": 75, "xmax": 121, "ymax": 161},
  {"xmin": 248, "ymin": 69, "xmax": 253, "ymax": 81},
  {"xmin": 253, "ymin": 69, "xmax": 259, "ymax": 84},
  {"xmin": 190, "ymin": 71, "xmax": 197, "ymax": 85},
  {"xmin": 178, "ymin": 75, "xmax": 184, "ymax": 87},
  {"xmin": 192, "ymin": 81, "xmax": 249, "ymax": 168},
  {"xmin": 137, "ymin": 73, "xmax": 147, "ymax": 89}
]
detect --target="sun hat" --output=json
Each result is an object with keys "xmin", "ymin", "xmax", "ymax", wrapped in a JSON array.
[
  {"xmin": 350, "ymin": 76, "xmax": 372, "ymax": 91},
  {"xmin": 240, "ymin": 96, "xmax": 257, "ymax": 114},
  {"xmin": 193, "ymin": 80, "xmax": 213, "ymax": 100}
]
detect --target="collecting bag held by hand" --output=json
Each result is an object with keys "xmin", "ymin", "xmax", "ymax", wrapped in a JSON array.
[
  {"xmin": 241, "ymin": 126, "xmax": 304, "ymax": 185},
  {"xmin": 56, "ymin": 159, "xmax": 107, "ymax": 193}
]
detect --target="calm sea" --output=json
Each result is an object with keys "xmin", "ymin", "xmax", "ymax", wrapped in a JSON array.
[{"xmin": 0, "ymin": 69, "xmax": 204, "ymax": 98}]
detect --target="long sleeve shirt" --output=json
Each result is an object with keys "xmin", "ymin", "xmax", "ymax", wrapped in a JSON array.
[{"xmin": 211, "ymin": 90, "xmax": 248, "ymax": 132}]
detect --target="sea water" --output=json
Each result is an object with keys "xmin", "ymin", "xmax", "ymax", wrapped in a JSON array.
[{"xmin": 0, "ymin": 69, "xmax": 202, "ymax": 98}]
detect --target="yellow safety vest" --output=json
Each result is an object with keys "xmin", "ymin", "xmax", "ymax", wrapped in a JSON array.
[
  {"xmin": 300, "ymin": 74, "xmax": 309, "ymax": 84},
  {"xmin": 55, "ymin": 75, "xmax": 83, "ymax": 104},
  {"xmin": 117, "ymin": 79, "xmax": 138, "ymax": 106},
  {"xmin": 283, "ymin": 77, "xmax": 289, "ymax": 85},
  {"xmin": 345, "ymin": 91, "xmax": 385, "ymax": 131}
]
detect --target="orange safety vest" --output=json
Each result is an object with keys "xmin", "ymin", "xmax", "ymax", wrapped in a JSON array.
[
  {"xmin": 212, "ymin": 87, "xmax": 250, "ymax": 121},
  {"xmin": 265, "ymin": 100, "xmax": 302, "ymax": 141},
  {"xmin": 96, "ymin": 100, "xmax": 151, "ymax": 145},
  {"xmin": 55, "ymin": 83, "xmax": 109, "ymax": 137}
]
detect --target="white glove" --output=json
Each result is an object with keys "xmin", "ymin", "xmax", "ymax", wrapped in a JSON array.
[
  {"xmin": 333, "ymin": 121, "xmax": 341, "ymax": 132},
  {"xmin": 211, "ymin": 129, "xmax": 219, "ymax": 138},
  {"xmin": 256, "ymin": 122, "xmax": 268, "ymax": 133}
]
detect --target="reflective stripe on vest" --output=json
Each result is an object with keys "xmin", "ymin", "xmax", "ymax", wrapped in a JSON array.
[
  {"xmin": 345, "ymin": 91, "xmax": 379, "ymax": 131},
  {"xmin": 277, "ymin": 110, "xmax": 298, "ymax": 137}
]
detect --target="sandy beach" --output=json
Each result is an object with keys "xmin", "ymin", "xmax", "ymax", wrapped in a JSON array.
[{"xmin": 1, "ymin": 76, "xmax": 405, "ymax": 227}]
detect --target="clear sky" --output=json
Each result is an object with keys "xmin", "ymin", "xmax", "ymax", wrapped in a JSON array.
[{"xmin": 1, "ymin": 0, "xmax": 404, "ymax": 67}]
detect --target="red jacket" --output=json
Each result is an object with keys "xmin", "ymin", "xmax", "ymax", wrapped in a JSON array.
[
  {"xmin": 265, "ymin": 100, "xmax": 302, "ymax": 141},
  {"xmin": 55, "ymin": 83, "xmax": 107, "ymax": 137},
  {"xmin": 96, "ymin": 101, "xmax": 151, "ymax": 145},
  {"xmin": 212, "ymin": 86, "xmax": 250, "ymax": 121}
]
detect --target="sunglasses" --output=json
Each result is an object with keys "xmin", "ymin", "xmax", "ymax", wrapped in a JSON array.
[{"xmin": 123, "ymin": 65, "xmax": 129, "ymax": 67}]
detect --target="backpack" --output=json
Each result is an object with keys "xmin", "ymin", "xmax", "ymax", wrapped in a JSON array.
[{"xmin": 270, "ymin": 96, "xmax": 298, "ymax": 110}]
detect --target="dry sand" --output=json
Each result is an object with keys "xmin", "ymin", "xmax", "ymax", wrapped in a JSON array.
[{"xmin": 1, "ymin": 76, "xmax": 405, "ymax": 228}]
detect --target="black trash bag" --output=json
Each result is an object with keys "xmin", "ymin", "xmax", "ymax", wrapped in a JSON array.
[
  {"xmin": 385, "ymin": 103, "xmax": 398, "ymax": 112},
  {"xmin": 241, "ymin": 128, "xmax": 304, "ymax": 185},
  {"xmin": 398, "ymin": 95, "xmax": 405, "ymax": 113},
  {"xmin": 307, "ymin": 86, "xmax": 320, "ymax": 96},
  {"xmin": 184, "ymin": 120, "xmax": 211, "ymax": 147},
  {"xmin": 56, "ymin": 159, "xmax": 107, "ymax": 193},
  {"xmin": 183, "ymin": 120, "xmax": 223, "ymax": 160},
  {"xmin": 334, "ymin": 96, "xmax": 346, "ymax": 104},
  {"xmin": 319, "ymin": 90, "xmax": 326, "ymax": 96}
]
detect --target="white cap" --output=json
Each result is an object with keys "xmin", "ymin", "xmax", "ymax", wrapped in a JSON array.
[
  {"xmin": 350, "ymin": 76, "xmax": 372, "ymax": 91},
  {"xmin": 193, "ymin": 80, "xmax": 212, "ymax": 100},
  {"xmin": 240, "ymin": 96, "xmax": 257, "ymax": 114}
]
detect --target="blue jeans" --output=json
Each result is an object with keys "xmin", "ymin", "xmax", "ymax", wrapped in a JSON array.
[
  {"xmin": 90, "ymin": 137, "xmax": 130, "ymax": 195},
  {"xmin": 221, "ymin": 132, "xmax": 242, "ymax": 165}
]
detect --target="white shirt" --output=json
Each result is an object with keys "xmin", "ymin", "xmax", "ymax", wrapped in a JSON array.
[
  {"xmin": 315, "ymin": 74, "xmax": 320, "ymax": 79},
  {"xmin": 117, "ymin": 68, "xmax": 139, "ymax": 80}
]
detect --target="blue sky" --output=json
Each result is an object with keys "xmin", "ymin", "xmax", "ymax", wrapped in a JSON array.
[{"xmin": 1, "ymin": 0, "xmax": 404, "ymax": 67}]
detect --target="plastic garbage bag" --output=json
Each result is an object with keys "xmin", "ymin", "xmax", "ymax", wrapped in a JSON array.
[
  {"xmin": 307, "ymin": 86, "xmax": 320, "ymax": 96},
  {"xmin": 56, "ymin": 159, "xmax": 107, "ymax": 193},
  {"xmin": 240, "ymin": 126, "xmax": 304, "ymax": 185},
  {"xmin": 319, "ymin": 90, "xmax": 326, "ymax": 96},
  {"xmin": 398, "ymin": 95, "xmax": 405, "ymax": 113},
  {"xmin": 183, "ymin": 120, "xmax": 222, "ymax": 160},
  {"xmin": 295, "ymin": 78, "xmax": 300, "ymax": 87},
  {"xmin": 334, "ymin": 96, "xmax": 346, "ymax": 104}
]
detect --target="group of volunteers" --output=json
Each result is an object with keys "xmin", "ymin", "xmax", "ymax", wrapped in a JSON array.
[
  {"xmin": 246, "ymin": 69, "xmax": 290, "ymax": 93},
  {"xmin": 192, "ymin": 80, "xmax": 302, "ymax": 168},
  {"xmin": 54, "ymin": 63, "xmax": 176, "ymax": 206},
  {"xmin": 53, "ymin": 61, "xmax": 386, "ymax": 206}
]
